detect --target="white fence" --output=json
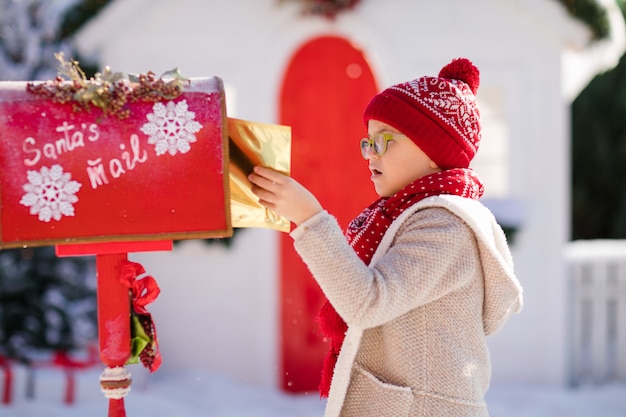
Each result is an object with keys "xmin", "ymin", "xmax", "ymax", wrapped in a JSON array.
[{"xmin": 565, "ymin": 240, "xmax": 626, "ymax": 387}]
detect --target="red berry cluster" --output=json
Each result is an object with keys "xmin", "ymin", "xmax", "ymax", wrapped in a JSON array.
[
  {"xmin": 282, "ymin": 0, "xmax": 361, "ymax": 19},
  {"xmin": 136, "ymin": 313, "xmax": 158, "ymax": 371}
]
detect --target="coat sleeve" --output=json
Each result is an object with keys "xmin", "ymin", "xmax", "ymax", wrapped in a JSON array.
[{"xmin": 291, "ymin": 207, "xmax": 481, "ymax": 329}]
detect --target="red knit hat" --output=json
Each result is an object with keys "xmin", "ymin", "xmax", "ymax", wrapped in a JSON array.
[{"xmin": 363, "ymin": 58, "xmax": 481, "ymax": 169}]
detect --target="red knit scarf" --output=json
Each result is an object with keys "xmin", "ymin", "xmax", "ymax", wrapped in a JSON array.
[{"xmin": 316, "ymin": 168, "xmax": 484, "ymax": 398}]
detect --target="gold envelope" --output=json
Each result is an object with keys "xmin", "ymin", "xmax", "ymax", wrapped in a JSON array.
[{"xmin": 227, "ymin": 118, "xmax": 291, "ymax": 232}]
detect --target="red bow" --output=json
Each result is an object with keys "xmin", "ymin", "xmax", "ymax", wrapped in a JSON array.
[
  {"xmin": 120, "ymin": 261, "xmax": 160, "ymax": 315},
  {"xmin": 0, "ymin": 356, "xmax": 12, "ymax": 405},
  {"xmin": 119, "ymin": 260, "xmax": 162, "ymax": 372}
]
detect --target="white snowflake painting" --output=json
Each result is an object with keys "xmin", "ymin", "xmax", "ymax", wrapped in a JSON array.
[
  {"xmin": 19, "ymin": 164, "xmax": 82, "ymax": 222},
  {"xmin": 140, "ymin": 99, "xmax": 203, "ymax": 156}
]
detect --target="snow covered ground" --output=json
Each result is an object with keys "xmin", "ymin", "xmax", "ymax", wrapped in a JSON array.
[{"xmin": 1, "ymin": 366, "xmax": 625, "ymax": 417}]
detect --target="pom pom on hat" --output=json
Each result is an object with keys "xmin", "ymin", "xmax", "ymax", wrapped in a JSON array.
[
  {"xmin": 363, "ymin": 57, "xmax": 482, "ymax": 169},
  {"xmin": 438, "ymin": 57, "xmax": 480, "ymax": 94}
]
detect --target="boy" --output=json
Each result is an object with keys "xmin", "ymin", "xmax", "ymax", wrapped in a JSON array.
[{"xmin": 249, "ymin": 57, "xmax": 523, "ymax": 417}]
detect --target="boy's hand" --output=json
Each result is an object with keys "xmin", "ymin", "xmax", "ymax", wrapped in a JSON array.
[{"xmin": 248, "ymin": 166, "xmax": 323, "ymax": 226}]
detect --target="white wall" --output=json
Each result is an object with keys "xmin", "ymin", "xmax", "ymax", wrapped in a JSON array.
[
  {"xmin": 130, "ymin": 229, "xmax": 279, "ymax": 387},
  {"xmin": 75, "ymin": 0, "xmax": 582, "ymax": 387}
]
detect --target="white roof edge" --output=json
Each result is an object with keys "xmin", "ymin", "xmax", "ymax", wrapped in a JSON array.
[
  {"xmin": 72, "ymin": 0, "xmax": 625, "ymax": 105},
  {"xmin": 562, "ymin": 0, "xmax": 626, "ymax": 102}
]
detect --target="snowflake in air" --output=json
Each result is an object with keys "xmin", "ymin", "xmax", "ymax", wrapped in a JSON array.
[
  {"xmin": 20, "ymin": 164, "xmax": 82, "ymax": 222},
  {"xmin": 140, "ymin": 99, "xmax": 203, "ymax": 156}
]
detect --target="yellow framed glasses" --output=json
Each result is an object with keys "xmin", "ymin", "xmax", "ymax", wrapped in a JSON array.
[{"xmin": 360, "ymin": 133, "xmax": 400, "ymax": 158}]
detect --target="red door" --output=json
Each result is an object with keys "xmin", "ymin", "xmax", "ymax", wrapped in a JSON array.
[{"xmin": 279, "ymin": 35, "xmax": 378, "ymax": 392}]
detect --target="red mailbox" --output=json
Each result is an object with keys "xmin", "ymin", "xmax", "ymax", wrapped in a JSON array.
[
  {"xmin": 0, "ymin": 77, "xmax": 231, "ymax": 248},
  {"xmin": 0, "ymin": 76, "xmax": 231, "ymax": 417}
]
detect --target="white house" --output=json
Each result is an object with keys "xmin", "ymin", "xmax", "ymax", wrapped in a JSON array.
[{"xmin": 73, "ymin": 0, "xmax": 626, "ymax": 391}]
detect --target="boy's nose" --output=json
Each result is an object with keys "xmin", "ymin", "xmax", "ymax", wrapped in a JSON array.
[
  {"xmin": 362, "ymin": 146, "xmax": 379, "ymax": 160},
  {"xmin": 365, "ymin": 149, "xmax": 380, "ymax": 160}
]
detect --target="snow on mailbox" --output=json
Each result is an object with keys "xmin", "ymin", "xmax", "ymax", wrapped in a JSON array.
[{"xmin": 0, "ymin": 70, "xmax": 231, "ymax": 249}]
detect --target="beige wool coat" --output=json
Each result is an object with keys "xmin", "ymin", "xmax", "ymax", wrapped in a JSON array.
[{"xmin": 291, "ymin": 195, "xmax": 523, "ymax": 417}]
